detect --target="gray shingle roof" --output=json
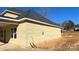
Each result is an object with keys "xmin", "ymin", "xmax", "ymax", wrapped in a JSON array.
[
  {"xmin": 1, "ymin": 8, "xmax": 59, "ymax": 26},
  {"xmin": 25, "ymin": 10, "xmax": 59, "ymax": 26}
]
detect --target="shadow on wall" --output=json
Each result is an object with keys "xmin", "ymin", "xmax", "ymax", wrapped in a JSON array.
[{"xmin": 30, "ymin": 42, "xmax": 37, "ymax": 48}]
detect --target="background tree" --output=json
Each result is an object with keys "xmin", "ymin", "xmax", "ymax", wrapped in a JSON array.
[
  {"xmin": 74, "ymin": 24, "xmax": 79, "ymax": 27},
  {"xmin": 62, "ymin": 20, "xmax": 74, "ymax": 30}
]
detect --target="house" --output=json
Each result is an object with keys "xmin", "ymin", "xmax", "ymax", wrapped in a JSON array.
[{"xmin": 0, "ymin": 8, "xmax": 61, "ymax": 47}]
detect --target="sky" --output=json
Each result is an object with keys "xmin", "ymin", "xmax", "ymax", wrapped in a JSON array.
[{"xmin": 0, "ymin": 7, "xmax": 79, "ymax": 24}]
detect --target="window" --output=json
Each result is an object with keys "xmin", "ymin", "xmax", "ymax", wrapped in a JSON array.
[{"xmin": 11, "ymin": 28, "xmax": 17, "ymax": 39}]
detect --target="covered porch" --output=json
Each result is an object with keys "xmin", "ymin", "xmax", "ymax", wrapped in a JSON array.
[{"xmin": 0, "ymin": 21, "xmax": 18, "ymax": 43}]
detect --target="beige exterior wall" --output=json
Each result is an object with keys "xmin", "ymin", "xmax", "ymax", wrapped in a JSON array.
[
  {"xmin": 15, "ymin": 22, "xmax": 61, "ymax": 47},
  {"xmin": 26, "ymin": 22, "xmax": 61, "ymax": 47},
  {"xmin": 0, "ymin": 22, "xmax": 61, "ymax": 48},
  {"xmin": 15, "ymin": 22, "xmax": 29, "ymax": 47}
]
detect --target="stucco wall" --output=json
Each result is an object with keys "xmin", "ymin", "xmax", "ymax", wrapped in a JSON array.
[
  {"xmin": 16, "ymin": 22, "xmax": 61, "ymax": 47},
  {"xmin": 26, "ymin": 22, "xmax": 61, "ymax": 47},
  {"xmin": 16, "ymin": 22, "xmax": 29, "ymax": 47}
]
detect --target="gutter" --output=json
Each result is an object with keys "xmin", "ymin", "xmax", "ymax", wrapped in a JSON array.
[{"xmin": 0, "ymin": 17, "xmax": 61, "ymax": 28}]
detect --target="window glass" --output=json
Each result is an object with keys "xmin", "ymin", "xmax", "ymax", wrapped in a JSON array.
[{"xmin": 11, "ymin": 28, "xmax": 17, "ymax": 39}]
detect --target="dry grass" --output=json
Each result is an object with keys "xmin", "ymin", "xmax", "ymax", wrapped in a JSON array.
[{"xmin": 54, "ymin": 32, "xmax": 79, "ymax": 51}]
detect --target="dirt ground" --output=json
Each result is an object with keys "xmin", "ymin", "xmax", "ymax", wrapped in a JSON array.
[
  {"xmin": 0, "ymin": 32, "xmax": 79, "ymax": 51},
  {"xmin": 55, "ymin": 32, "xmax": 79, "ymax": 51}
]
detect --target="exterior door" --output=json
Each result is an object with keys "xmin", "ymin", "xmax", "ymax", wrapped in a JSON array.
[{"xmin": 0, "ymin": 29, "xmax": 5, "ymax": 42}]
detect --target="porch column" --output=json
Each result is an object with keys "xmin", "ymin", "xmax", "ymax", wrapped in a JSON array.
[{"xmin": 4, "ymin": 26, "xmax": 11, "ymax": 43}]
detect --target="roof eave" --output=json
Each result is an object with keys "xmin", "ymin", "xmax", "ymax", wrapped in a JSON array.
[{"xmin": 0, "ymin": 16, "xmax": 61, "ymax": 28}]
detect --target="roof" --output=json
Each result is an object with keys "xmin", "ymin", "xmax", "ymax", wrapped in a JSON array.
[
  {"xmin": 25, "ymin": 10, "xmax": 59, "ymax": 26},
  {"xmin": 0, "ymin": 8, "xmax": 60, "ymax": 28}
]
